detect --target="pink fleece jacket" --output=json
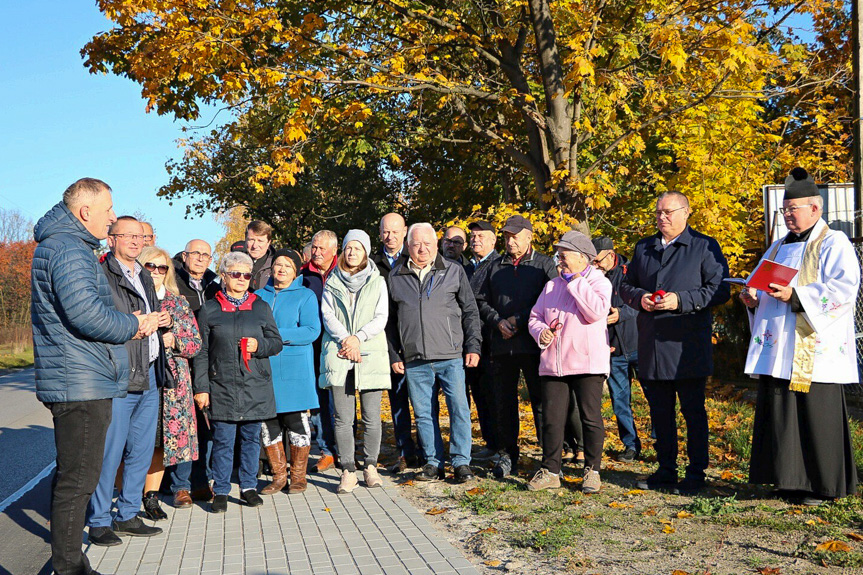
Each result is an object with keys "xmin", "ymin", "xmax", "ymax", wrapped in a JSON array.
[{"xmin": 528, "ymin": 265, "xmax": 612, "ymax": 377}]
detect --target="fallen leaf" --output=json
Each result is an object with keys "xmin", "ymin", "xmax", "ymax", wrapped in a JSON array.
[
  {"xmin": 608, "ymin": 501, "xmax": 633, "ymax": 509},
  {"xmin": 400, "ymin": 479, "xmax": 415, "ymax": 487},
  {"xmin": 671, "ymin": 569, "xmax": 689, "ymax": 574},
  {"xmin": 676, "ymin": 511, "xmax": 693, "ymax": 519},
  {"xmin": 625, "ymin": 489, "xmax": 644, "ymax": 496},
  {"xmin": 847, "ymin": 532, "xmax": 863, "ymax": 542},
  {"xmin": 659, "ymin": 519, "xmax": 674, "ymax": 525},
  {"xmin": 539, "ymin": 529, "xmax": 548, "ymax": 535},
  {"xmin": 582, "ymin": 514, "xmax": 595, "ymax": 519},
  {"xmin": 484, "ymin": 560, "xmax": 501, "ymax": 567},
  {"xmin": 785, "ymin": 509, "xmax": 802, "ymax": 515},
  {"xmin": 663, "ymin": 524, "xmax": 676, "ymax": 534},
  {"xmin": 571, "ymin": 499, "xmax": 583, "ymax": 505},
  {"xmin": 756, "ymin": 568, "xmax": 781, "ymax": 575},
  {"xmin": 466, "ymin": 487, "xmax": 486, "ymax": 496},
  {"xmin": 806, "ymin": 519, "xmax": 817, "ymax": 526},
  {"xmin": 476, "ymin": 527, "xmax": 498, "ymax": 535},
  {"xmin": 426, "ymin": 507, "xmax": 447, "ymax": 515},
  {"xmin": 324, "ymin": 508, "xmax": 330, "ymax": 512},
  {"xmin": 643, "ymin": 508, "xmax": 657, "ymax": 516},
  {"xmin": 815, "ymin": 540, "xmax": 851, "ymax": 552}
]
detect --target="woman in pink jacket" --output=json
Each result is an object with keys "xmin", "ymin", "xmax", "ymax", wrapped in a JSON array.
[{"xmin": 528, "ymin": 231, "xmax": 612, "ymax": 493}]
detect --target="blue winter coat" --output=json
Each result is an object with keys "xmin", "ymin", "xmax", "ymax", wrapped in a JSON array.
[
  {"xmin": 257, "ymin": 277, "xmax": 321, "ymax": 413},
  {"xmin": 619, "ymin": 226, "xmax": 730, "ymax": 381},
  {"xmin": 31, "ymin": 202, "xmax": 139, "ymax": 403}
]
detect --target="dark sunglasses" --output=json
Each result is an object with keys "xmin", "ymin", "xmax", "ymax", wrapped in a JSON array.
[
  {"xmin": 143, "ymin": 263, "xmax": 170, "ymax": 274},
  {"xmin": 226, "ymin": 271, "xmax": 253, "ymax": 280}
]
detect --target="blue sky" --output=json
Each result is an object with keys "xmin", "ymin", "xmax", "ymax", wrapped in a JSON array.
[{"xmin": 0, "ymin": 1, "xmax": 225, "ymax": 257}]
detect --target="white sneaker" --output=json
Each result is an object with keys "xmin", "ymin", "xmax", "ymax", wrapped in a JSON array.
[
  {"xmin": 338, "ymin": 470, "xmax": 358, "ymax": 494},
  {"xmin": 364, "ymin": 465, "xmax": 383, "ymax": 488},
  {"xmin": 583, "ymin": 467, "xmax": 601, "ymax": 494}
]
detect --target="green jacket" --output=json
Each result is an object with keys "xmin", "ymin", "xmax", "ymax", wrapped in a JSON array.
[{"xmin": 319, "ymin": 268, "xmax": 391, "ymax": 391}]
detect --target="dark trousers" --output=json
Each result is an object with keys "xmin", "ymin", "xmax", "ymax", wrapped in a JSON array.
[
  {"xmin": 563, "ymin": 387, "xmax": 584, "ymax": 452},
  {"xmin": 540, "ymin": 375, "xmax": 605, "ymax": 474},
  {"xmin": 490, "ymin": 353, "xmax": 542, "ymax": 460},
  {"xmin": 47, "ymin": 399, "xmax": 112, "ymax": 575},
  {"xmin": 310, "ymin": 387, "xmax": 337, "ymax": 457},
  {"xmin": 642, "ymin": 378, "xmax": 708, "ymax": 479},
  {"xmin": 465, "ymin": 357, "xmax": 495, "ymax": 450},
  {"xmin": 388, "ymin": 371, "xmax": 418, "ymax": 458},
  {"xmin": 211, "ymin": 420, "xmax": 262, "ymax": 495}
]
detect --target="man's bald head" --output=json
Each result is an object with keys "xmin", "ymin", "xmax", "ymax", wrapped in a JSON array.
[
  {"xmin": 182, "ymin": 239, "xmax": 213, "ymax": 278},
  {"xmin": 379, "ymin": 212, "xmax": 407, "ymax": 256}
]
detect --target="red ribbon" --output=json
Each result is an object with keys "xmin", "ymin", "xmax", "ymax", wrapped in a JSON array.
[
  {"xmin": 240, "ymin": 338, "xmax": 252, "ymax": 372},
  {"xmin": 651, "ymin": 290, "xmax": 667, "ymax": 304}
]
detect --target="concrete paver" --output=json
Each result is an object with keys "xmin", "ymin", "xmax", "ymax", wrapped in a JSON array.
[{"xmin": 85, "ymin": 468, "xmax": 480, "ymax": 574}]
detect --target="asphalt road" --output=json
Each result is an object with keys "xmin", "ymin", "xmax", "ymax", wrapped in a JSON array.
[{"xmin": 0, "ymin": 368, "xmax": 55, "ymax": 575}]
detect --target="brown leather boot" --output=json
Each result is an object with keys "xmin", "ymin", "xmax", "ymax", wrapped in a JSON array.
[
  {"xmin": 288, "ymin": 444, "xmax": 310, "ymax": 494},
  {"xmin": 260, "ymin": 443, "xmax": 288, "ymax": 495}
]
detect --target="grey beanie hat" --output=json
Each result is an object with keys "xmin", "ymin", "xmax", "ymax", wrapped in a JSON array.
[{"xmin": 342, "ymin": 229, "xmax": 371, "ymax": 256}]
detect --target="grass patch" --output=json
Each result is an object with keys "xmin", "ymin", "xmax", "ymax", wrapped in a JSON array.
[
  {"xmin": 686, "ymin": 495, "xmax": 738, "ymax": 517},
  {"xmin": 812, "ymin": 495, "xmax": 863, "ymax": 528},
  {"xmin": 0, "ymin": 347, "xmax": 33, "ymax": 369},
  {"xmin": 804, "ymin": 550, "xmax": 863, "ymax": 568}
]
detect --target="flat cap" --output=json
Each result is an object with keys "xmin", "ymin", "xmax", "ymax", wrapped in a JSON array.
[{"xmin": 554, "ymin": 231, "xmax": 597, "ymax": 260}]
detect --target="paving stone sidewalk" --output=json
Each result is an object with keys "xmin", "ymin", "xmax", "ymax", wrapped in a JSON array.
[{"xmin": 84, "ymin": 467, "xmax": 481, "ymax": 575}]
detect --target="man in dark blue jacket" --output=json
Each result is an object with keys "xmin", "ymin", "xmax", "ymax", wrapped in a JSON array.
[
  {"xmin": 620, "ymin": 191, "xmax": 730, "ymax": 495},
  {"xmin": 31, "ymin": 178, "xmax": 154, "ymax": 575},
  {"xmin": 87, "ymin": 216, "xmax": 169, "ymax": 546},
  {"xmin": 592, "ymin": 236, "xmax": 641, "ymax": 462}
]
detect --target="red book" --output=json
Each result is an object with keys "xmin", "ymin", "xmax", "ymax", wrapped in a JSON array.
[{"xmin": 746, "ymin": 259, "xmax": 798, "ymax": 292}]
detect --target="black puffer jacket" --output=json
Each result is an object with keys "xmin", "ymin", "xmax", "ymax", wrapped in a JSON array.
[
  {"xmin": 101, "ymin": 253, "xmax": 172, "ymax": 392},
  {"xmin": 476, "ymin": 249, "xmax": 558, "ymax": 356},
  {"xmin": 193, "ymin": 291, "xmax": 283, "ymax": 421}
]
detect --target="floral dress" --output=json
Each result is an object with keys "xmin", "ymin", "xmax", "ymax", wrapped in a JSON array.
[{"xmin": 160, "ymin": 291, "xmax": 202, "ymax": 466}]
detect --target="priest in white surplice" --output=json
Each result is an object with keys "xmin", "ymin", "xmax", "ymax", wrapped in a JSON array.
[{"xmin": 741, "ymin": 167, "xmax": 859, "ymax": 506}]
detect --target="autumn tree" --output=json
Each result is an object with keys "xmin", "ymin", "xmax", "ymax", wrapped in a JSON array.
[
  {"xmin": 0, "ymin": 240, "xmax": 36, "ymax": 327},
  {"xmin": 83, "ymin": 0, "xmax": 851, "ymax": 274}
]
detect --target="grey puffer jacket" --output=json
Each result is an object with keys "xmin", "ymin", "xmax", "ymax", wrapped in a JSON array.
[
  {"xmin": 31, "ymin": 202, "xmax": 139, "ymax": 403},
  {"xmin": 387, "ymin": 254, "xmax": 482, "ymax": 364}
]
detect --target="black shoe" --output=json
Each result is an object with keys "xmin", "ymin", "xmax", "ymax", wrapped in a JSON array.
[
  {"xmin": 405, "ymin": 454, "xmax": 420, "ymax": 468},
  {"xmin": 112, "ymin": 516, "xmax": 162, "ymax": 537},
  {"xmin": 454, "ymin": 465, "xmax": 475, "ymax": 484},
  {"xmin": 88, "ymin": 526, "xmax": 122, "ymax": 547},
  {"xmin": 636, "ymin": 470, "xmax": 678, "ymax": 492},
  {"xmin": 415, "ymin": 464, "xmax": 442, "ymax": 482},
  {"xmin": 211, "ymin": 494, "xmax": 228, "ymax": 513},
  {"xmin": 618, "ymin": 447, "xmax": 638, "ymax": 463},
  {"xmin": 492, "ymin": 453, "xmax": 513, "ymax": 478},
  {"xmin": 675, "ymin": 477, "xmax": 706, "ymax": 496},
  {"xmin": 241, "ymin": 489, "xmax": 264, "ymax": 507},
  {"xmin": 142, "ymin": 491, "xmax": 168, "ymax": 521}
]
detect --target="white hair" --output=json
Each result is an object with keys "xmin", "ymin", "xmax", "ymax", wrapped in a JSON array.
[
  {"xmin": 219, "ymin": 251, "xmax": 253, "ymax": 273},
  {"xmin": 312, "ymin": 229, "xmax": 338, "ymax": 249},
  {"xmin": 407, "ymin": 222, "xmax": 436, "ymax": 243}
]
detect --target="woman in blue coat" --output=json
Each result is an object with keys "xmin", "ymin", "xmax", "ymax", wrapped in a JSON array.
[{"xmin": 257, "ymin": 248, "xmax": 321, "ymax": 494}]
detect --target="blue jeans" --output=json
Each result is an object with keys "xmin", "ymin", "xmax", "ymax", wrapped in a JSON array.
[
  {"xmin": 406, "ymin": 358, "xmax": 471, "ymax": 469},
  {"xmin": 87, "ymin": 370, "xmax": 159, "ymax": 527},
  {"xmin": 310, "ymin": 387, "xmax": 336, "ymax": 457},
  {"xmin": 211, "ymin": 420, "xmax": 261, "ymax": 495},
  {"xmin": 608, "ymin": 351, "xmax": 641, "ymax": 452}
]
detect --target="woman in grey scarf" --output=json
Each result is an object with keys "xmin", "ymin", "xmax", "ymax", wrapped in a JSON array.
[{"xmin": 319, "ymin": 230, "xmax": 391, "ymax": 494}]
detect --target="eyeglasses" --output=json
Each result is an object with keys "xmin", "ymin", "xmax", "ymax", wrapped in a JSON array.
[
  {"xmin": 592, "ymin": 252, "xmax": 613, "ymax": 267},
  {"xmin": 225, "ymin": 271, "xmax": 253, "ymax": 280},
  {"xmin": 143, "ymin": 263, "xmax": 170, "ymax": 274},
  {"xmin": 109, "ymin": 233, "xmax": 143, "ymax": 241},
  {"xmin": 184, "ymin": 251, "xmax": 212, "ymax": 260},
  {"xmin": 778, "ymin": 204, "xmax": 815, "ymax": 215},
  {"xmin": 142, "ymin": 234, "xmax": 154, "ymax": 241},
  {"xmin": 655, "ymin": 206, "xmax": 688, "ymax": 218}
]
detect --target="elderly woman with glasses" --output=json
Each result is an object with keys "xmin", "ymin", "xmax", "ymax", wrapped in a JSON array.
[
  {"xmin": 527, "ymin": 231, "xmax": 612, "ymax": 494},
  {"xmin": 193, "ymin": 251, "xmax": 283, "ymax": 513},
  {"xmin": 137, "ymin": 246, "xmax": 202, "ymax": 520}
]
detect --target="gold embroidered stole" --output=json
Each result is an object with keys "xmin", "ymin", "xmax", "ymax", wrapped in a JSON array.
[{"xmin": 765, "ymin": 225, "xmax": 829, "ymax": 393}]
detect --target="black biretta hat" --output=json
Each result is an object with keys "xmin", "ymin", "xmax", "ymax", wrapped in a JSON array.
[{"xmin": 784, "ymin": 167, "xmax": 819, "ymax": 200}]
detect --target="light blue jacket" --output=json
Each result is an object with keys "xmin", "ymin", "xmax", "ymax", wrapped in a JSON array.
[{"xmin": 257, "ymin": 276, "xmax": 321, "ymax": 413}]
